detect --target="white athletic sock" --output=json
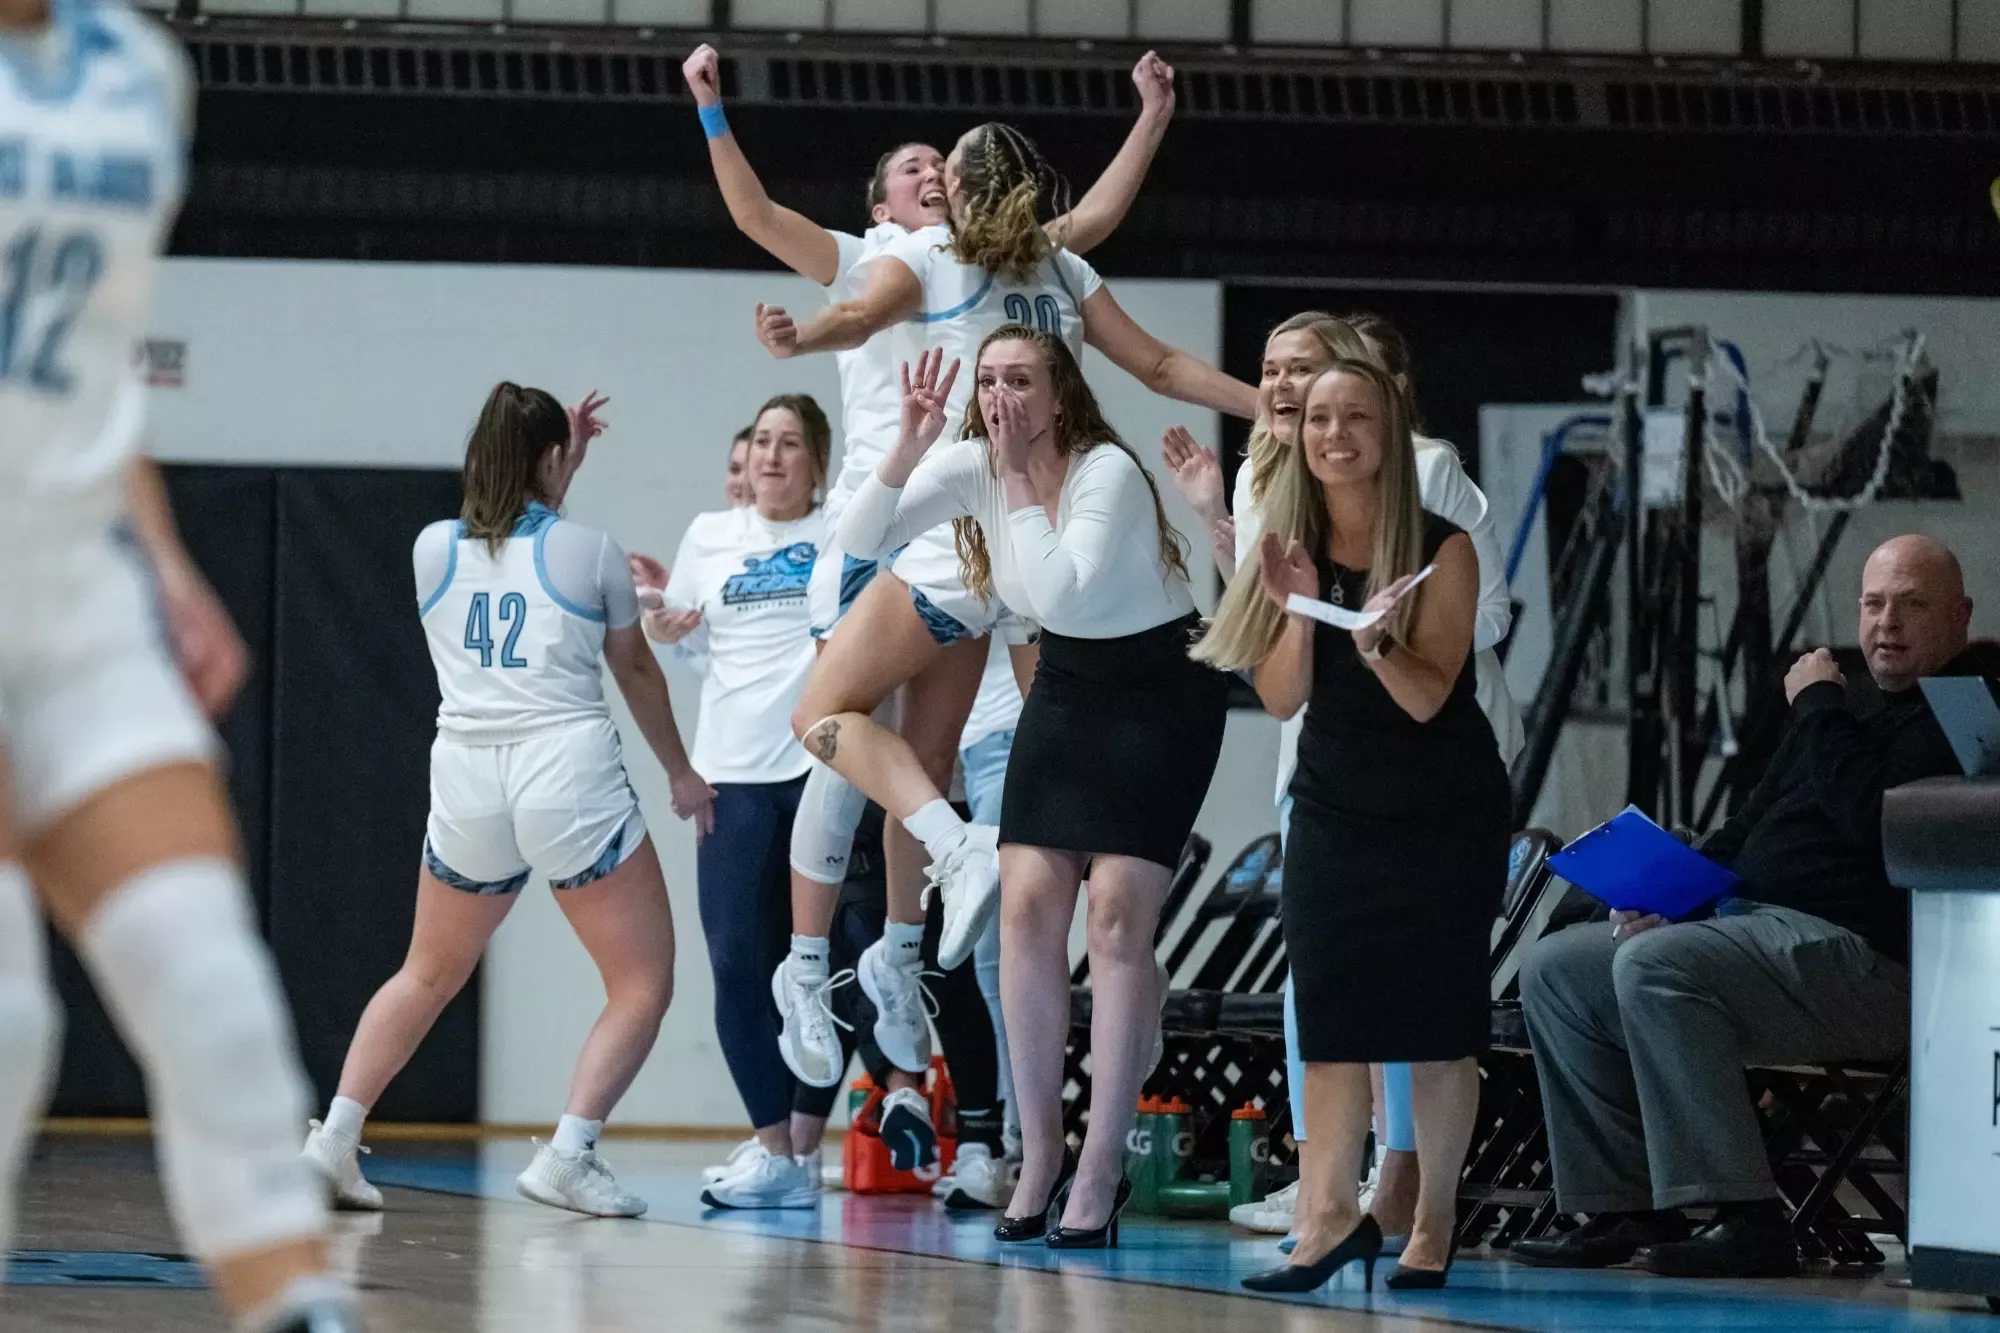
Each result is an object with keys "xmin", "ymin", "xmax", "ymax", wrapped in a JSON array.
[
  {"xmin": 552, "ymin": 1115, "xmax": 602, "ymax": 1156},
  {"xmin": 904, "ymin": 800, "xmax": 967, "ymax": 858},
  {"xmin": 323, "ymin": 1095, "xmax": 367, "ymax": 1141},
  {"xmin": 0, "ymin": 863, "xmax": 60, "ymax": 1260},
  {"xmin": 789, "ymin": 935, "xmax": 831, "ymax": 975},
  {"xmin": 883, "ymin": 920, "xmax": 924, "ymax": 970}
]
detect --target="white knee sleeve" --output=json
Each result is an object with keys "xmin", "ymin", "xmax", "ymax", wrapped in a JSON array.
[
  {"xmin": 789, "ymin": 761, "xmax": 869, "ymax": 886},
  {"xmin": 0, "ymin": 864, "xmax": 61, "ymax": 1255},
  {"xmin": 78, "ymin": 858, "xmax": 323, "ymax": 1260}
]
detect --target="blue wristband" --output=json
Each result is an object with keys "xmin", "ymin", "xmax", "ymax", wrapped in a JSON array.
[{"xmin": 698, "ymin": 102, "xmax": 729, "ymax": 139}]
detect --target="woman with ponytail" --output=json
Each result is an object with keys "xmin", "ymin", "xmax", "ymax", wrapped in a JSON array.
[
  {"xmin": 303, "ymin": 383, "xmax": 709, "ymax": 1222},
  {"xmin": 1194, "ymin": 362, "xmax": 1508, "ymax": 1294},
  {"xmin": 752, "ymin": 116, "xmax": 1255, "ymax": 999},
  {"xmin": 834, "ymin": 328, "xmax": 1229, "ymax": 1250}
]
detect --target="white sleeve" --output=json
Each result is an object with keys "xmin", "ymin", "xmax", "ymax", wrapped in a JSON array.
[
  {"xmin": 1415, "ymin": 442, "xmax": 1511, "ymax": 653},
  {"xmin": 1232, "ymin": 454, "xmax": 1261, "ymax": 567},
  {"xmin": 1056, "ymin": 249, "xmax": 1104, "ymax": 305},
  {"xmin": 836, "ymin": 444, "xmax": 982, "ymax": 559},
  {"xmin": 881, "ymin": 227, "xmax": 937, "ymax": 293},
  {"xmin": 595, "ymin": 533, "xmax": 641, "ymax": 630},
  {"xmin": 1004, "ymin": 448, "xmax": 1152, "ymax": 620},
  {"xmin": 412, "ymin": 522, "xmax": 455, "ymax": 612},
  {"xmin": 825, "ymin": 229, "xmax": 869, "ymax": 290}
]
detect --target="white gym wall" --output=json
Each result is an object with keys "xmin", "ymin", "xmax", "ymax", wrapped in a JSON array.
[{"xmin": 143, "ymin": 256, "xmax": 1275, "ymax": 1126}]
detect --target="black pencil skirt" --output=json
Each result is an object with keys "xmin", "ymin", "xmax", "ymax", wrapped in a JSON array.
[{"xmin": 998, "ymin": 614, "xmax": 1229, "ymax": 870}]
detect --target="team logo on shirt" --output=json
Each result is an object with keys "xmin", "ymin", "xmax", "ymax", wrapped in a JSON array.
[{"xmin": 721, "ymin": 543, "xmax": 817, "ymax": 606}]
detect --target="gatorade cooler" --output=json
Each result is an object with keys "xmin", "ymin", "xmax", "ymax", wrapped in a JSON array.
[
  {"xmin": 1228, "ymin": 1103, "xmax": 1271, "ymax": 1208},
  {"xmin": 843, "ymin": 1057, "xmax": 958, "ymax": 1194},
  {"xmin": 1125, "ymin": 1097, "xmax": 1163, "ymax": 1214}
]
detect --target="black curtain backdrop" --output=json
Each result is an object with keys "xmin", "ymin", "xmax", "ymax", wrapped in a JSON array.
[{"xmin": 45, "ymin": 465, "xmax": 475, "ymax": 1123}]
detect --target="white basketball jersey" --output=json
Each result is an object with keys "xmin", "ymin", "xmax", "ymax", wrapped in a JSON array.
[
  {"xmin": 824, "ymin": 224, "xmax": 905, "ymax": 520},
  {"xmin": 882, "ymin": 222, "xmax": 1102, "ymax": 429},
  {"xmin": 417, "ymin": 509, "xmax": 627, "ymax": 744},
  {"xmin": 0, "ymin": 0, "xmax": 190, "ymax": 557}
]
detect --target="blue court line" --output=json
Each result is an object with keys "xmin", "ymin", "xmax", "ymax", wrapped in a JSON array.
[{"xmin": 365, "ymin": 1153, "xmax": 1995, "ymax": 1332}]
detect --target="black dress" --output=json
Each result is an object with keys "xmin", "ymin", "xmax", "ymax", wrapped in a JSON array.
[{"xmin": 1283, "ymin": 514, "xmax": 1511, "ymax": 1063}]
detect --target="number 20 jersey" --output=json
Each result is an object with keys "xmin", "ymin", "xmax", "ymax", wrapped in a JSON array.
[{"xmin": 0, "ymin": 0, "xmax": 189, "ymax": 556}]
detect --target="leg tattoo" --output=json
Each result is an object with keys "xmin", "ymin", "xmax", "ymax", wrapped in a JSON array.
[{"xmin": 807, "ymin": 719, "xmax": 840, "ymax": 764}]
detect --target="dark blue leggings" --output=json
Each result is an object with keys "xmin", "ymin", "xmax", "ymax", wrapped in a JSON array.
[{"xmin": 698, "ymin": 778, "xmax": 817, "ymax": 1130}]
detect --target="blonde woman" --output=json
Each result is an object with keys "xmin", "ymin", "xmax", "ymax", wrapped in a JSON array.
[{"xmin": 1195, "ymin": 361, "xmax": 1509, "ymax": 1293}]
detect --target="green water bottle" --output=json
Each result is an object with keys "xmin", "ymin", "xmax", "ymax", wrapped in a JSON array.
[
  {"xmin": 1151, "ymin": 1096, "xmax": 1194, "ymax": 1194},
  {"xmin": 1125, "ymin": 1097, "xmax": 1161, "ymax": 1215},
  {"xmin": 1228, "ymin": 1103, "xmax": 1271, "ymax": 1208}
]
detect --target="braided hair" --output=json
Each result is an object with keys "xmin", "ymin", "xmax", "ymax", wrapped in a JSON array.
[{"xmin": 948, "ymin": 122, "xmax": 1072, "ymax": 283}]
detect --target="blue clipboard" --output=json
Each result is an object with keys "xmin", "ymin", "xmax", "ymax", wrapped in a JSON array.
[{"xmin": 1548, "ymin": 806, "xmax": 1740, "ymax": 921}]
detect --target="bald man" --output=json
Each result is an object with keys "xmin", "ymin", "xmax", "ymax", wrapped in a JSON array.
[{"xmin": 1511, "ymin": 535, "xmax": 1975, "ymax": 1279}]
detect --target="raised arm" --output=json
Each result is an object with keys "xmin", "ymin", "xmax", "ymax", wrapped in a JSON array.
[
  {"xmin": 1248, "ymin": 534, "xmax": 1319, "ymax": 720},
  {"xmin": 757, "ymin": 252, "xmax": 922, "ymax": 359},
  {"xmin": 1082, "ymin": 285, "xmax": 1259, "ymax": 419},
  {"xmin": 836, "ymin": 349, "xmax": 978, "ymax": 555},
  {"xmin": 683, "ymin": 44, "xmax": 840, "ymax": 284},
  {"xmin": 1046, "ymin": 51, "xmax": 1175, "ymax": 256},
  {"xmin": 1416, "ymin": 443, "xmax": 1512, "ymax": 653}
]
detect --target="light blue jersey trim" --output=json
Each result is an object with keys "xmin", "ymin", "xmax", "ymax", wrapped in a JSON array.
[
  {"xmin": 533, "ymin": 519, "xmax": 606, "ymax": 623},
  {"xmin": 0, "ymin": 0, "xmax": 97, "ymax": 106},
  {"xmin": 909, "ymin": 271, "xmax": 996, "ymax": 324},
  {"xmin": 417, "ymin": 521, "xmax": 462, "ymax": 618},
  {"xmin": 512, "ymin": 502, "xmax": 560, "ymax": 537}
]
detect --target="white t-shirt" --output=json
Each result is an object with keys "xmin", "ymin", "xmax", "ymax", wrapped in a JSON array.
[
  {"xmin": 839, "ymin": 438, "xmax": 1194, "ymax": 640},
  {"xmin": 414, "ymin": 505, "xmax": 639, "ymax": 744},
  {"xmin": 662, "ymin": 505, "xmax": 826, "ymax": 784},
  {"xmin": 1, "ymin": 3, "xmax": 191, "ymax": 562},
  {"xmin": 881, "ymin": 224, "xmax": 1103, "ymax": 429},
  {"xmin": 1234, "ymin": 436, "xmax": 1523, "ymax": 803},
  {"xmin": 824, "ymin": 224, "xmax": 908, "ymax": 521},
  {"xmin": 960, "ymin": 636, "xmax": 1024, "ymax": 750}
]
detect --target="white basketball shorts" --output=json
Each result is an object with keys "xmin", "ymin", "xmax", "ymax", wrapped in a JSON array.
[
  {"xmin": 423, "ymin": 715, "xmax": 647, "ymax": 894},
  {"xmin": 808, "ymin": 527, "xmax": 1035, "ymax": 647},
  {"xmin": 0, "ymin": 530, "xmax": 216, "ymax": 834}
]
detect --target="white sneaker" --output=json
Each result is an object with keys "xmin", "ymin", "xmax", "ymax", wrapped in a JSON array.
[
  {"xmin": 1229, "ymin": 1178, "xmax": 1297, "ymax": 1233},
  {"xmin": 702, "ymin": 1138, "xmax": 767, "ymax": 1186},
  {"xmin": 928, "ymin": 824, "xmax": 1001, "ymax": 970},
  {"xmin": 857, "ymin": 938, "xmax": 935, "ymax": 1074},
  {"xmin": 877, "ymin": 1087, "xmax": 938, "ymax": 1172},
  {"xmin": 938, "ymin": 1143, "xmax": 1017, "ymax": 1210},
  {"xmin": 302, "ymin": 1121, "xmax": 383, "ymax": 1212},
  {"xmin": 772, "ymin": 957, "xmax": 855, "ymax": 1089},
  {"xmin": 821, "ymin": 1154, "xmax": 846, "ymax": 1190},
  {"xmin": 515, "ymin": 1140, "xmax": 647, "ymax": 1218},
  {"xmin": 700, "ymin": 1150, "xmax": 822, "ymax": 1210}
]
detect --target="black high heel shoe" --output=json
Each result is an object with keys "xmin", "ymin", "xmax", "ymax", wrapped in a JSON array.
[
  {"xmin": 1046, "ymin": 1176, "xmax": 1132, "ymax": 1249},
  {"xmin": 1385, "ymin": 1237, "xmax": 1458, "ymax": 1290},
  {"xmin": 1241, "ymin": 1214, "xmax": 1384, "ymax": 1293},
  {"xmin": 993, "ymin": 1149, "xmax": 1077, "ymax": 1243}
]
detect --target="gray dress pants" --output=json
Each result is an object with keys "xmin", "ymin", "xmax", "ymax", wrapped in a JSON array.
[{"xmin": 1518, "ymin": 903, "xmax": 1908, "ymax": 1211}]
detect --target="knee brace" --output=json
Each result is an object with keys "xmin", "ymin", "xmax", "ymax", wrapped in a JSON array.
[
  {"xmin": 0, "ymin": 864, "xmax": 61, "ymax": 1252},
  {"xmin": 78, "ymin": 858, "xmax": 323, "ymax": 1260},
  {"xmin": 789, "ymin": 761, "xmax": 869, "ymax": 886}
]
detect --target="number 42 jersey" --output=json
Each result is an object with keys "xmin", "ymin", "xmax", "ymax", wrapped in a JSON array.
[{"xmin": 0, "ymin": 0, "xmax": 190, "ymax": 554}]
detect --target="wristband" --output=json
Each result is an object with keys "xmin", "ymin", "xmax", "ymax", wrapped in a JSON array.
[
  {"xmin": 1358, "ymin": 637, "xmax": 1388, "ymax": 664},
  {"xmin": 698, "ymin": 102, "xmax": 729, "ymax": 139}
]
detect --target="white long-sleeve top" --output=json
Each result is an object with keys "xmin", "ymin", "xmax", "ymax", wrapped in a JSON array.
[
  {"xmin": 1234, "ymin": 435, "xmax": 1523, "ymax": 804},
  {"xmin": 839, "ymin": 439, "xmax": 1195, "ymax": 640}
]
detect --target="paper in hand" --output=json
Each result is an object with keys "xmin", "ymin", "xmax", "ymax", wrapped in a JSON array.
[{"xmin": 1285, "ymin": 563, "xmax": 1437, "ymax": 631}]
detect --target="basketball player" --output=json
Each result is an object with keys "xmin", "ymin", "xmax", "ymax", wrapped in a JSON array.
[{"xmin": 0, "ymin": 0, "xmax": 364, "ymax": 1327}]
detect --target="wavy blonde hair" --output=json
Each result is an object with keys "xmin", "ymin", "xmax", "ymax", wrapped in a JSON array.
[
  {"xmin": 1244, "ymin": 312, "xmax": 1374, "ymax": 509},
  {"xmin": 1192, "ymin": 359, "xmax": 1426, "ymax": 670},
  {"xmin": 952, "ymin": 324, "xmax": 1189, "ymax": 603},
  {"xmin": 948, "ymin": 122, "xmax": 1070, "ymax": 284}
]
